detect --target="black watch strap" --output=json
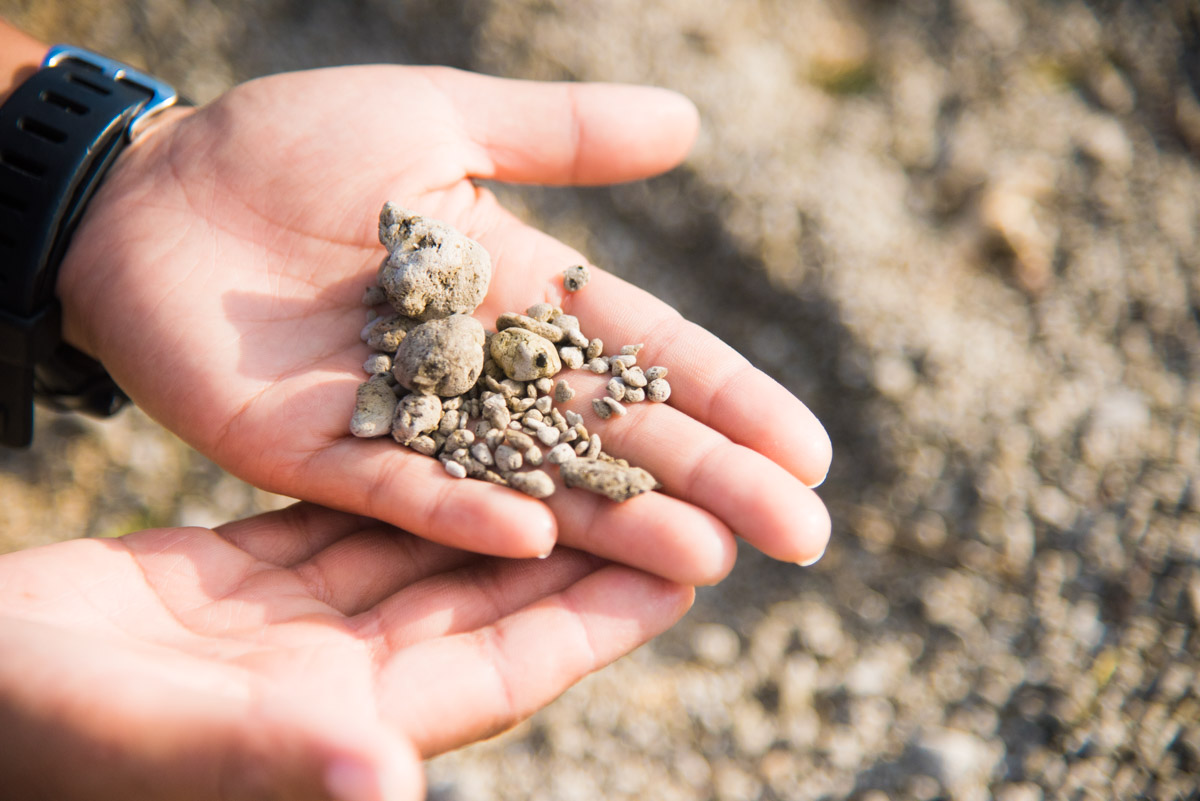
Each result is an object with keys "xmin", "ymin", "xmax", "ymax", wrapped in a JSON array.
[{"xmin": 0, "ymin": 46, "xmax": 179, "ymax": 447}]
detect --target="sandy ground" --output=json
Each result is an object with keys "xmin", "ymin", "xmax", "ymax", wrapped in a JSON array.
[{"xmin": 2, "ymin": 1, "xmax": 1198, "ymax": 798}]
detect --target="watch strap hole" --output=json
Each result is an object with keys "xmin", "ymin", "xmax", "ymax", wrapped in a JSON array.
[
  {"xmin": 64, "ymin": 71, "xmax": 114, "ymax": 97},
  {"xmin": 17, "ymin": 116, "xmax": 67, "ymax": 145},
  {"xmin": 39, "ymin": 90, "xmax": 88, "ymax": 116},
  {"xmin": 0, "ymin": 148, "xmax": 47, "ymax": 178}
]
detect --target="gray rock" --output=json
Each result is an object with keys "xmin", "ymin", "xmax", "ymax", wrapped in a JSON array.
[
  {"xmin": 349, "ymin": 375, "xmax": 398, "ymax": 438},
  {"xmin": 390, "ymin": 393, "xmax": 443, "ymax": 446},
  {"xmin": 392, "ymin": 315, "xmax": 486, "ymax": 396},
  {"xmin": 509, "ymin": 469, "xmax": 556, "ymax": 498},
  {"xmin": 376, "ymin": 203, "xmax": 492, "ymax": 320},
  {"xmin": 559, "ymin": 457, "xmax": 659, "ymax": 502}
]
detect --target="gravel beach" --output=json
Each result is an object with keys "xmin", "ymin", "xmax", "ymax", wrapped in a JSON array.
[{"xmin": 2, "ymin": 1, "xmax": 1197, "ymax": 798}]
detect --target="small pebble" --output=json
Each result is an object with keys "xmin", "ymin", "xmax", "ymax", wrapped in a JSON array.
[
  {"xmin": 496, "ymin": 312, "xmax": 566, "ymax": 343},
  {"xmin": 525, "ymin": 302, "xmax": 555, "ymax": 321},
  {"xmin": 555, "ymin": 379, "xmax": 575, "ymax": 403},
  {"xmin": 362, "ymin": 285, "xmax": 387, "ymax": 306},
  {"xmin": 646, "ymin": 378, "xmax": 671, "ymax": 403},
  {"xmin": 445, "ymin": 429, "xmax": 474, "ymax": 452},
  {"xmin": 409, "ymin": 435, "xmax": 438, "ymax": 456},
  {"xmin": 601, "ymin": 397, "xmax": 627, "ymax": 417},
  {"xmin": 564, "ymin": 410, "xmax": 584, "ymax": 427},
  {"xmin": 391, "ymin": 393, "xmax": 443, "ymax": 445},
  {"xmin": 535, "ymin": 395, "xmax": 553, "ymax": 414},
  {"xmin": 609, "ymin": 354, "xmax": 636, "ymax": 373},
  {"xmin": 607, "ymin": 377, "xmax": 627, "ymax": 401},
  {"xmin": 495, "ymin": 444, "xmax": 523, "ymax": 472},
  {"xmin": 444, "ymin": 460, "xmax": 468, "ymax": 479},
  {"xmin": 624, "ymin": 386, "xmax": 646, "ymax": 403},
  {"xmin": 551, "ymin": 312, "xmax": 581, "ymax": 333},
  {"xmin": 547, "ymin": 443, "xmax": 576, "ymax": 464},
  {"xmin": 645, "ymin": 366, "xmax": 668, "ymax": 381},
  {"xmin": 470, "ymin": 442, "xmax": 494, "ymax": 466},
  {"xmin": 537, "ymin": 426, "xmax": 561, "ymax": 447},
  {"xmin": 350, "ymin": 376, "xmax": 399, "ymax": 438},
  {"xmin": 586, "ymin": 433, "xmax": 602, "ymax": 459},
  {"xmin": 505, "ymin": 430, "xmax": 535, "ymax": 450},
  {"xmin": 588, "ymin": 357, "xmax": 610, "ymax": 374},
  {"xmin": 485, "ymin": 428, "xmax": 505, "ymax": 450},
  {"xmin": 574, "ymin": 440, "xmax": 590, "ymax": 456},
  {"xmin": 559, "ymin": 346, "xmax": 585, "ymax": 370},
  {"xmin": 586, "ymin": 338, "xmax": 604, "ymax": 360},
  {"xmin": 363, "ymin": 353, "xmax": 393, "ymax": 376},
  {"xmin": 592, "ymin": 397, "xmax": 613, "ymax": 420},
  {"xmin": 565, "ymin": 328, "xmax": 589, "ymax": 348},
  {"xmin": 534, "ymin": 377, "xmax": 554, "ymax": 395},
  {"xmin": 563, "ymin": 263, "xmax": 590, "ymax": 292},
  {"xmin": 620, "ymin": 344, "xmax": 644, "ymax": 356},
  {"xmin": 623, "ymin": 367, "xmax": 648, "ymax": 388},
  {"xmin": 524, "ymin": 446, "xmax": 544, "ymax": 466},
  {"xmin": 559, "ymin": 457, "xmax": 659, "ymax": 502},
  {"xmin": 509, "ymin": 469, "xmax": 556, "ymax": 498}
]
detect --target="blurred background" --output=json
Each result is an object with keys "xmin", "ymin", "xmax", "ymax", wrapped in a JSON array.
[{"xmin": 2, "ymin": 1, "xmax": 1199, "ymax": 799}]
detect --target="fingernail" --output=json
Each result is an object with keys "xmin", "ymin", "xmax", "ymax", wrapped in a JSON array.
[
  {"xmin": 806, "ymin": 467, "xmax": 829, "ymax": 489},
  {"xmin": 325, "ymin": 758, "xmax": 380, "ymax": 801},
  {"xmin": 537, "ymin": 547, "xmax": 554, "ymax": 560},
  {"xmin": 797, "ymin": 546, "xmax": 826, "ymax": 567}
]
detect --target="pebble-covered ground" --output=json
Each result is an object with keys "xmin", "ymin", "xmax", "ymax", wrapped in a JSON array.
[{"xmin": 2, "ymin": 1, "xmax": 1198, "ymax": 799}]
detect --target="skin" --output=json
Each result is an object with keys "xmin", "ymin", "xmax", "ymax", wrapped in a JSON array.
[
  {"xmin": 0, "ymin": 19, "xmax": 833, "ymax": 800},
  {"xmin": 0, "ymin": 503, "xmax": 694, "ymax": 800}
]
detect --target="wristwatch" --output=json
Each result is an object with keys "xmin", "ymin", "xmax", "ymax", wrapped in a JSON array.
[{"xmin": 0, "ymin": 45, "xmax": 180, "ymax": 447}]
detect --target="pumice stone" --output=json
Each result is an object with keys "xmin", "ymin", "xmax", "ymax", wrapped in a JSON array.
[
  {"xmin": 393, "ymin": 314, "xmax": 486, "ymax": 396},
  {"xmin": 377, "ymin": 203, "xmax": 492, "ymax": 321},
  {"xmin": 349, "ymin": 375, "xmax": 398, "ymax": 437},
  {"xmin": 559, "ymin": 457, "xmax": 659, "ymax": 502}
]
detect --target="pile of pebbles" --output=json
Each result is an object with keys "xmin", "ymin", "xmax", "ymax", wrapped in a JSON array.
[{"xmin": 350, "ymin": 203, "xmax": 668, "ymax": 502}]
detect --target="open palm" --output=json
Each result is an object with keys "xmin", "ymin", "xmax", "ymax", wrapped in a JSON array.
[
  {"xmin": 0, "ymin": 503, "xmax": 691, "ymax": 800},
  {"xmin": 56, "ymin": 66, "xmax": 831, "ymax": 583}
]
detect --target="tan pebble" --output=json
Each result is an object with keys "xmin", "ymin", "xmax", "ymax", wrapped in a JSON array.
[
  {"xmin": 466, "ymin": 458, "xmax": 489, "ymax": 478},
  {"xmin": 490, "ymin": 327, "xmax": 563, "ymax": 381},
  {"xmin": 586, "ymin": 433, "xmax": 602, "ymax": 459},
  {"xmin": 624, "ymin": 386, "xmax": 646, "ymax": 403},
  {"xmin": 482, "ymin": 394, "xmax": 510, "ymax": 429},
  {"xmin": 601, "ymin": 396, "xmax": 627, "ymax": 417},
  {"xmin": 574, "ymin": 423, "xmax": 589, "ymax": 441},
  {"xmin": 391, "ymin": 393, "xmax": 443, "ymax": 445},
  {"xmin": 574, "ymin": 440, "xmax": 590, "ymax": 456},
  {"xmin": 609, "ymin": 354, "xmax": 636, "ymax": 373},
  {"xmin": 559, "ymin": 346, "xmax": 585, "ymax": 370},
  {"xmin": 622, "ymin": 367, "xmax": 647, "ymax": 388},
  {"xmin": 525, "ymin": 302, "xmax": 555, "ymax": 322},
  {"xmin": 526, "ymin": 381, "xmax": 538, "ymax": 398},
  {"xmin": 483, "ymin": 358, "xmax": 505, "ymax": 382},
  {"xmin": 485, "ymin": 428, "xmax": 506, "ymax": 450},
  {"xmin": 592, "ymin": 397, "xmax": 613, "ymax": 420},
  {"xmin": 444, "ymin": 460, "xmax": 468, "ymax": 479},
  {"xmin": 562, "ymin": 428, "xmax": 579, "ymax": 443},
  {"xmin": 505, "ymin": 429, "xmax": 536, "ymax": 450},
  {"xmin": 481, "ymin": 470, "xmax": 508, "ymax": 486},
  {"xmin": 550, "ymin": 409, "xmax": 568, "ymax": 430},
  {"xmin": 496, "ymin": 312, "xmax": 566, "ymax": 343},
  {"xmin": 494, "ymin": 444, "xmax": 523, "ymax": 472},
  {"xmin": 525, "ymin": 446, "xmax": 544, "ymax": 466},
  {"xmin": 512, "ymin": 396, "xmax": 536, "ymax": 413},
  {"xmin": 551, "ymin": 312, "xmax": 581, "ymax": 333},
  {"xmin": 565, "ymin": 327, "xmax": 589, "ymax": 348},
  {"xmin": 469, "ymin": 442, "xmax": 494, "ymax": 466},
  {"xmin": 362, "ymin": 285, "xmax": 387, "ymax": 306},
  {"xmin": 547, "ymin": 443, "xmax": 576, "ymax": 464},
  {"xmin": 554, "ymin": 379, "xmax": 575, "ymax": 403},
  {"xmin": 408, "ymin": 435, "xmax": 438, "ymax": 456},
  {"xmin": 645, "ymin": 366, "xmax": 668, "ymax": 381},
  {"xmin": 537, "ymin": 426, "xmax": 561, "ymax": 447},
  {"xmin": 445, "ymin": 429, "xmax": 474, "ymax": 452},
  {"xmin": 587, "ymin": 357, "xmax": 610, "ymax": 374},
  {"xmin": 620, "ymin": 344, "xmax": 644, "ymax": 356},
  {"xmin": 606, "ymin": 377, "xmax": 626, "ymax": 401},
  {"xmin": 523, "ymin": 408, "xmax": 544, "ymax": 424},
  {"xmin": 535, "ymin": 395, "xmax": 553, "ymax": 414},
  {"xmin": 563, "ymin": 263, "xmax": 590, "ymax": 292},
  {"xmin": 564, "ymin": 410, "xmax": 584, "ymax": 427},
  {"xmin": 534, "ymin": 377, "xmax": 554, "ymax": 395},
  {"xmin": 350, "ymin": 376, "xmax": 399, "ymax": 438},
  {"xmin": 441, "ymin": 396, "xmax": 463, "ymax": 411},
  {"xmin": 586, "ymin": 338, "xmax": 604, "ymax": 360},
  {"xmin": 436, "ymin": 410, "xmax": 460, "ymax": 436},
  {"xmin": 392, "ymin": 315, "xmax": 486, "ymax": 396},
  {"xmin": 646, "ymin": 378, "xmax": 671, "ymax": 402},
  {"xmin": 364, "ymin": 313, "xmax": 421, "ymax": 352},
  {"xmin": 500, "ymin": 378, "xmax": 525, "ymax": 398},
  {"xmin": 509, "ymin": 469, "xmax": 556, "ymax": 499},
  {"xmin": 559, "ymin": 458, "xmax": 658, "ymax": 502},
  {"xmin": 362, "ymin": 353, "xmax": 393, "ymax": 376}
]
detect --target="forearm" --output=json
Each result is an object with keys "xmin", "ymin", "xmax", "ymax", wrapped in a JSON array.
[{"xmin": 0, "ymin": 20, "xmax": 47, "ymax": 105}]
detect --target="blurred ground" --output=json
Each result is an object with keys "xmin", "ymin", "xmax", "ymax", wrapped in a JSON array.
[{"xmin": 2, "ymin": 1, "xmax": 1199, "ymax": 799}]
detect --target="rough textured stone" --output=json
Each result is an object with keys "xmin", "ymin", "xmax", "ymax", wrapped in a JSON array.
[
  {"xmin": 376, "ymin": 203, "xmax": 491, "ymax": 320},
  {"xmin": 559, "ymin": 457, "xmax": 659, "ymax": 502},
  {"xmin": 489, "ymin": 327, "xmax": 563, "ymax": 381},
  {"xmin": 392, "ymin": 314, "xmax": 486, "ymax": 396},
  {"xmin": 349, "ymin": 375, "xmax": 398, "ymax": 438}
]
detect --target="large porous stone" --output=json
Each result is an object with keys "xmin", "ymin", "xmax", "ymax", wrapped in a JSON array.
[
  {"xmin": 376, "ymin": 203, "xmax": 492, "ymax": 321},
  {"xmin": 392, "ymin": 314, "xmax": 486, "ymax": 396}
]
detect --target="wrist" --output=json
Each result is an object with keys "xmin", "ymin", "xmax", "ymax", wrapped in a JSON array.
[{"xmin": 0, "ymin": 23, "xmax": 47, "ymax": 105}]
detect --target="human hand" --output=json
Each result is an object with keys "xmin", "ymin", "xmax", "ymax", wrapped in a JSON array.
[
  {"xmin": 57, "ymin": 65, "xmax": 832, "ymax": 584},
  {"xmin": 0, "ymin": 503, "xmax": 691, "ymax": 800}
]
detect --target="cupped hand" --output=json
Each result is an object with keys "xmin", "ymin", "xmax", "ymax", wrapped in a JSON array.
[
  {"xmin": 58, "ymin": 65, "xmax": 831, "ymax": 583},
  {"xmin": 0, "ymin": 503, "xmax": 692, "ymax": 801}
]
